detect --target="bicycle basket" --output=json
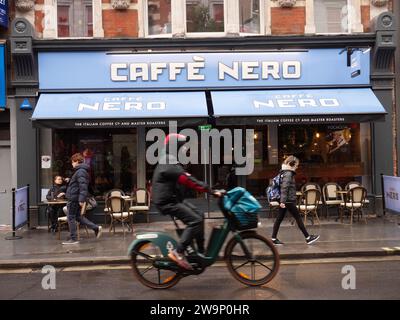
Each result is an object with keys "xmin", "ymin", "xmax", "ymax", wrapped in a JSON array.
[{"xmin": 223, "ymin": 187, "xmax": 261, "ymax": 230}]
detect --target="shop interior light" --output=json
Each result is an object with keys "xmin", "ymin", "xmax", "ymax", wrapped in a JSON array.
[{"xmin": 316, "ymin": 133, "xmax": 320, "ymax": 138}]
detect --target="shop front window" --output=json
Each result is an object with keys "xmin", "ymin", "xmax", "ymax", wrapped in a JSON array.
[
  {"xmin": 186, "ymin": 0, "xmax": 225, "ymax": 33},
  {"xmin": 239, "ymin": 0, "xmax": 260, "ymax": 34},
  {"xmin": 314, "ymin": 0, "xmax": 350, "ymax": 33},
  {"xmin": 42, "ymin": 129, "xmax": 137, "ymax": 199},
  {"xmin": 147, "ymin": 0, "xmax": 172, "ymax": 35},
  {"xmin": 243, "ymin": 123, "xmax": 372, "ymax": 197}
]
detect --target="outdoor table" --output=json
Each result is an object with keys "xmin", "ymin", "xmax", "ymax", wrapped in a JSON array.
[{"xmin": 38, "ymin": 200, "xmax": 68, "ymax": 231}]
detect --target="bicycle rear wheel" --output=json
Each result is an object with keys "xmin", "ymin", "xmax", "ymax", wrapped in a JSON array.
[
  {"xmin": 130, "ymin": 241, "xmax": 181, "ymax": 289},
  {"xmin": 225, "ymin": 232, "xmax": 280, "ymax": 286}
]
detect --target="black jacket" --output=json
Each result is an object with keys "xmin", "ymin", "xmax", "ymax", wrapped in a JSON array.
[
  {"xmin": 46, "ymin": 184, "xmax": 66, "ymax": 201},
  {"xmin": 152, "ymin": 154, "xmax": 211, "ymax": 209},
  {"xmin": 280, "ymin": 170, "xmax": 297, "ymax": 203},
  {"xmin": 66, "ymin": 163, "xmax": 90, "ymax": 203}
]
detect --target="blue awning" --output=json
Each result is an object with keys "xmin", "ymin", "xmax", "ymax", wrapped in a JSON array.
[
  {"xmin": 211, "ymin": 88, "xmax": 387, "ymax": 125},
  {"xmin": 32, "ymin": 92, "xmax": 209, "ymax": 128}
]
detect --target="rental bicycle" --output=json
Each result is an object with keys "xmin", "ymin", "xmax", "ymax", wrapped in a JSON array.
[{"xmin": 128, "ymin": 188, "xmax": 280, "ymax": 289}]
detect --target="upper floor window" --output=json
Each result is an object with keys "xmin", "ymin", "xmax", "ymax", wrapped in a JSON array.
[
  {"xmin": 314, "ymin": 0, "xmax": 350, "ymax": 33},
  {"xmin": 186, "ymin": 0, "xmax": 224, "ymax": 33},
  {"xmin": 57, "ymin": 0, "xmax": 93, "ymax": 37},
  {"xmin": 147, "ymin": 0, "xmax": 172, "ymax": 36},
  {"xmin": 239, "ymin": 0, "xmax": 260, "ymax": 34}
]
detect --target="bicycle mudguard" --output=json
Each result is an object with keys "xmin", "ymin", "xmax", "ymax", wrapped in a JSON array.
[{"xmin": 127, "ymin": 232, "xmax": 179, "ymax": 257}]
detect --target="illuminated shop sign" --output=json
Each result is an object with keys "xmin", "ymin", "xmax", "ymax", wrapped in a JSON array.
[{"xmin": 38, "ymin": 49, "xmax": 370, "ymax": 90}]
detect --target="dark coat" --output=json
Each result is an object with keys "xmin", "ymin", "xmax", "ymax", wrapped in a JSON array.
[
  {"xmin": 280, "ymin": 170, "xmax": 297, "ymax": 203},
  {"xmin": 66, "ymin": 163, "xmax": 90, "ymax": 203},
  {"xmin": 46, "ymin": 184, "xmax": 66, "ymax": 201},
  {"xmin": 152, "ymin": 154, "xmax": 210, "ymax": 209}
]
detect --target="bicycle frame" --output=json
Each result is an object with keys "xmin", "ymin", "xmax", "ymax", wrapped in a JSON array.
[{"xmin": 127, "ymin": 197, "xmax": 257, "ymax": 275}]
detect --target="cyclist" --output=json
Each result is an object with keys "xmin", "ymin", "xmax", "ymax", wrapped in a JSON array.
[{"xmin": 152, "ymin": 133, "xmax": 222, "ymax": 270}]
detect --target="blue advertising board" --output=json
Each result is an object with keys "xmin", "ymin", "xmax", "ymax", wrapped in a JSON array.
[
  {"xmin": 0, "ymin": 0, "xmax": 8, "ymax": 28},
  {"xmin": 38, "ymin": 48, "xmax": 371, "ymax": 90},
  {"xmin": 0, "ymin": 43, "xmax": 5, "ymax": 109},
  {"xmin": 382, "ymin": 175, "xmax": 400, "ymax": 215},
  {"xmin": 14, "ymin": 186, "xmax": 29, "ymax": 230}
]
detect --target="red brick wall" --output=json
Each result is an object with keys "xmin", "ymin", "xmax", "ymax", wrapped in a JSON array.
[
  {"xmin": 103, "ymin": 9, "xmax": 138, "ymax": 37},
  {"xmin": 35, "ymin": 10, "xmax": 45, "ymax": 36},
  {"xmin": 361, "ymin": 5, "xmax": 370, "ymax": 32},
  {"xmin": 35, "ymin": 0, "xmax": 44, "ymax": 4},
  {"xmin": 271, "ymin": 7, "xmax": 305, "ymax": 35}
]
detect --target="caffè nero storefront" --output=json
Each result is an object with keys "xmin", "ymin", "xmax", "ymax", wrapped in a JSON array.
[{"xmin": 30, "ymin": 46, "xmax": 389, "ymax": 212}]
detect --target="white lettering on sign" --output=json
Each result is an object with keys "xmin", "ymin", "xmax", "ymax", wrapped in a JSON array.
[
  {"xmin": 254, "ymin": 98, "xmax": 340, "ymax": 109},
  {"xmin": 78, "ymin": 101, "xmax": 166, "ymax": 111},
  {"xmin": 111, "ymin": 57, "xmax": 301, "ymax": 82}
]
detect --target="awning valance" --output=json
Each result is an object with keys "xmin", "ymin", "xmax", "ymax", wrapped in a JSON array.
[
  {"xmin": 211, "ymin": 88, "xmax": 387, "ymax": 125},
  {"xmin": 32, "ymin": 92, "xmax": 209, "ymax": 128}
]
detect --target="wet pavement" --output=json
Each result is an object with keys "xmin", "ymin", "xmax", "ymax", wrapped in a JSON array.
[{"xmin": 1, "ymin": 213, "xmax": 400, "ymax": 268}]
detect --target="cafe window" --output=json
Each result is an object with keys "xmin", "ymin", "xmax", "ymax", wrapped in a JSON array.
[
  {"xmin": 239, "ymin": 0, "xmax": 260, "ymax": 34},
  {"xmin": 244, "ymin": 123, "xmax": 372, "ymax": 197},
  {"xmin": 314, "ymin": 0, "xmax": 350, "ymax": 33},
  {"xmin": 186, "ymin": 0, "xmax": 225, "ymax": 33},
  {"xmin": 57, "ymin": 0, "xmax": 93, "ymax": 37},
  {"xmin": 147, "ymin": 0, "xmax": 172, "ymax": 36},
  {"xmin": 42, "ymin": 129, "xmax": 137, "ymax": 198}
]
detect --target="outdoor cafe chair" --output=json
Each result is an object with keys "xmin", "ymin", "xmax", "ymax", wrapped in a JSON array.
[
  {"xmin": 297, "ymin": 189, "xmax": 322, "ymax": 225},
  {"xmin": 106, "ymin": 194, "xmax": 133, "ymax": 236},
  {"xmin": 129, "ymin": 188, "xmax": 151, "ymax": 223},
  {"xmin": 339, "ymin": 186, "xmax": 367, "ymax": 225},
  {"xmin": 57, "ymin": 202, "xmax": 89, "ymax": 240},
  {"xmin": 322, "ymin": 182, "xmax": 343, "ymax": 219},
  {"xmin": 103, "ymin": 189, "xmax": 125, "ymax": 227},
  {"xmin": 345, "ymin": 181, "xmax": 371, "ymax": 210}
]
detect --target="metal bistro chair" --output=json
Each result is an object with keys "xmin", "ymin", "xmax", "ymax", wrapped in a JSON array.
[
  {"xmin": 340, "ymin": 186, "xmax": 367, "ymax": 225},
  {"xmin": 106, "ymin": 194, "xmax": 133, "ymax": 235},
  {"xmin": 57, "ymin": 202, "xmax": 89, "ymax": 240},
  {"xmin": 322, "ymin": 182, "xmax": 343, "ymax": 220},
  {"xmin": 129, "ymin": 188, "xmax": 151, "ymax": 223},
  {"xmin": 297, "ymin": 189, "xmax": 322, "ymax": 225}
]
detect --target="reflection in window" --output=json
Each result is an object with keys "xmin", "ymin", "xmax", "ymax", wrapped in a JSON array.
[
  {"xmin": 148, "ymin": 0, "xmax": 172, "ymax": 35},
  {"xmin": 314, "ymin": 0, "xmax": 349, "ymax": 33},
  {"xmin": 57, "ymin": 0, "xmax": 93, "ymax": 38},
  {"xmin": 50, "ymin": 129, "xmax": 137, "ymax": 197},
  {"xmin": 186, "ymin": 0, "xmax": 224, "ymax": 33},
  {"xmin": 57, "ymin": 5, "xmax": 70, "ymax": 37},
  {"xmin": 239, "ymin": 0, "xmax": 260, "ymax": 34}
]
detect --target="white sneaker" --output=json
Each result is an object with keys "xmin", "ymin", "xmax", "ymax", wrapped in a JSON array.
[{"xmin": 95, "ymin": 226, "xmax": 102, "ymax": 239}]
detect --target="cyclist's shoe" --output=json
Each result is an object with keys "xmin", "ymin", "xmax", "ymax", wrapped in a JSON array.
[
  {"xmin": 306, "ymin": 234, "xmax": 320, "ymax": 245},
  {"xmin": 272, "ymin": 238, "xmax": 284, "ymax": 246},
  {"xmin": 168, "ymin": 249, "xmax": 193, "ymax": 270}
]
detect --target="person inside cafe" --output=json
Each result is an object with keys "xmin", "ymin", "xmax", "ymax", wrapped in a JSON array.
[{"xmin": 46, "ymin": 175, "xmax": 67, "ymax": 233}]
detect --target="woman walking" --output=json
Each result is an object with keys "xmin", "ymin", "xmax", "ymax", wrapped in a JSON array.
[{"xmin": 271, "ymin": 156, "xmax": 320, "ymax": 245}]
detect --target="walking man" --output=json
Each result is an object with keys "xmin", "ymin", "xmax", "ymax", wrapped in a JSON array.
[{"xmin": 62, "ymin": 153, "xmax": 102, "ymax": 245}]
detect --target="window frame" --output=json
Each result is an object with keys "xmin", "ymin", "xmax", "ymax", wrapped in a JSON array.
[
  {"xmin": 314, "ymin": 0, "xmax": 353, "ymax": 35},
  {"xmin": 143, "ymin": 0, "xmax": 173, "ymax": 38},
  {"xmin": 56, "ymin": 0, "xmax": 94, "ymax": 38},
  {"xmin": 238, "ymin": 0, "xmax": 264, "ymax": 36},
  {"xmin": 184, "ymin": 0, "xmax": 227, "ymax": 37}
]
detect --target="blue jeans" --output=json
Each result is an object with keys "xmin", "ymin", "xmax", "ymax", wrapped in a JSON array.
[{"xmin": 67, "ymin": 201, "xmax": 98, "ymax": 241}]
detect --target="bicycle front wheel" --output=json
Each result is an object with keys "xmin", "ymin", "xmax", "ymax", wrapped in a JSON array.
[{"xmin": 225, "ymin": 232, "xmax": 280, "ymax": 286}]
